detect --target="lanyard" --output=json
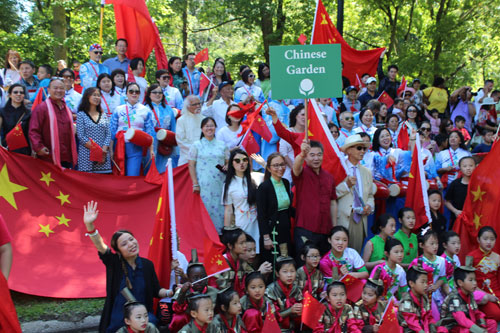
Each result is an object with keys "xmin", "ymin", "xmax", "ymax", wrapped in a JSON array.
[
  {"xmin": 125, "ymin": 106, "xmax": 132, "ymax": 128},
  {"xmin": 341, "ymin": 129, "xmax": 349, "ymax": 138},
  {"xmin": 185, "ymin": 69, "xmax": 194, "ymax": 94},
  {"xmin": 102, "ymin": 95, "xmax": 111, "ymax": 115},
  {"xmin": 448, "ymin": 149, "xmax": 457, "ymax": 167},
  {"xmin": 243, "ymin": 85, "xmax": 252, "ymax": 98},
  {"xmin": 88, "ymin": 62, "xmax": 99, "ymax": 77},
  {"xmin": 151, "ymin": 105, "xmax": 161, "ymax": 126}
]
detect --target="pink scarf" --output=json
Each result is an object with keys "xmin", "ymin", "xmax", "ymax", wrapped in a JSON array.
[{"xmin": 46, "ymin": 99, "xmax": 77, "ymax": 168}]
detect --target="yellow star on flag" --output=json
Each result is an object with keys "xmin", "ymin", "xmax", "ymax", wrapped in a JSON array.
[
  {"xmin": 56, "ymin": 191, "xmax": 71, "ymax": 206},
  {"xmin": 306, "ymin": 119, "xmax": 314, "ymax": 137},
  {"xmin": 473, "ymin": 213, "xmax": 482, "ymax": 230},
  {"xmin": 40, "ymin": 171, "xmax": 55, "ymax": 187},
  {"xmin": 55, "ymin": 213, "xmax": 71, "ymax": 227},
  {"xmin": 471, "ymin": 186, "xmax": 486, "ymax": 202},
  {"xmin": 160, "ymin": 232, "xmax": 164, "ymax": 240},
  {"xmin": 156, "ymin": 197, "xmax": 162, "ymax": 214},
  {"xmin": 0, "ymin": 164, "xmax": 28, "ymax": 210},
  {"xmin": 216, "ymin": 259, "xmax": 223, "ymax": 266},
  {"xmin": 150, "ymin": 237, "xmax": 154, "ymax": 246},
  {"xmin": 39, "ymin": 224, "xmax": 54, "ymax": 237},
  {"xmin": 409, "ymin": 172, "xmax": 414, "ymax": 179},
  {"xmin": 321, "ymin": 14, "xmax": 328, "ymax": 25}
]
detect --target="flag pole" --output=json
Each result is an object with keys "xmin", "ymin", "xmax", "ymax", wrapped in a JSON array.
[
  {"xmin": 167, "ymin": 158, "xmax": 178, "ymax": 262},
  {"xmin": 99, "ymin": 0, "xmax": 105, "ymax": 45},
  {"xmin": 310, "ymin": 0, "xmax": 320, "ymax": 45},
  {"xmin": 304, "ymin": 98, "xmax": 309, "ymax": 140}
]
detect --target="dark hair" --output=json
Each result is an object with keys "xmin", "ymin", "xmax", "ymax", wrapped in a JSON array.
[
  {"xmin": 406, "ymin": 105, "xmax": 422, "ymax": 127},
  {"xmin": 220, "ymin": 227, "xmax": 246, "ymax": 252},
  {"xmin": 407, "ymin": 266, "xmax": 426, "ymax": 284},
  {"xmin": 372, "ymin": 213, "xmax": 395, "ymax": 235},
  {"xmin": 458, "ymin": 156, "xmax": 475, "ymax": 167},
  {"xmin": 393, "ymin": 97, "xmax": 403, "ymax": 106},
  {"xmin": 372, "ymin": 128, "xmax": 392, "ymax": 152},
  {"xmin": 427, "ymin": 189, "xmax": 442, "ymax": 200},
  {"xmin": 289, "ymin": 104, "xmax": 305, "ymax": 127},
  {"xmin": 200, "ymin": 117, "xmax": 216, "ymax": 139},
  {"xmin": 126, "ymin": 82, "xmax": 140, "ymax": 93},
  {"xmin": 264, "ymin": 153, "xmax": 285, "ymax": 181},
  {"xmin": 328, "ymin": 123, "xmax": 339, "ymax": 131},
  {"xmin": 367, "ymin": 100, "xmax": 381, "ymax": 113},
  {"xmin": 364, "ymin": 280, "xmax": 384, "ymax": 297},
  {"xmin": 212, "ymin": 60, "xmax": 228, "ymax": 81},
  {"xmin": 145, "ymin": 83, "xmax": 166, "ymax": 109},
  {"xmin": 39, "ymin": 64, "xmax": 53, "ymax": 77},
  {"xmin": 358, "ymin": 132, "xmax": 370, "ymax": 140},
  {"xmin": 111, "ymin": 69, "xmax": 126, "ymax": 88},
  {"xmin": 359, "ymin": 108, "xmax": 373, "ymax": 126},
  {"xmin": 384, "ymin": 238, "xmax": 403, "ymax": 254},
  {"xmin": 398, "ymin": 207, "xmax": 414, "ymax": 221},
  {"xmin": 184, "ymin": 52, "xmax": 195, "ymax": 61},
  {"xmin": 168, "ymin": 56, "xmax": 183, "ymax": 76},
  {"xmin": 439, "ymin": 118, "xmax": 453, "ymax": 136},
  {"xmin": 116, "ymin": 38, "xmax": 128, "ymax": 46},
  {"xmin": 245, "ymin": 233, "xmax": 255, "ymax": 244},
  {"xmin": 327, "ymin": 281, "xmax": 346, "ymax": 294},
  {"xmin": 387, "ymin": 64, "xmax": 399, "ymax": 72},
  {"xmin": 186, "ymin": 263, "xmax": 206, "ymax": 278},
  {"xmin": 78, "ymin": 87, "xmax": 102, "ymax": 114},
  {"xmin": 59, "ymin": 68, "xmax": 75, "ymax": 79},
  {"xmin": 239, "ymin": 65, "xmax": 249, "ymax": 74},
  {"xmin": 189, "ymin": 295, "xmax": 212, "ymax": 312},
  {"xmin": 241, "ymin": 69, "xmax": 254, "ymax": 84},
  {"xmin": 19, "ymin": 60, "xmax": 35, "ymax": 69},
  {"xmin": 454, "ymin": 115, "xmax": 465, "ymax": 124},
  {"xmin": 257, "ymin": 63, "xmax": 270, "ymax": 81},
  {"xmin": 245, "ymin": 271, "xmax": 265, "ymax": 289},
  {"xmin": 329, "ymin": 225, "xmax": 349, "ymax": 238},
  {"xmin": 453, "ymin": 267, "xmax": 474, "ymax": 286},
  {"xmin": 7, "ymin": 83, "xmax": 25, "ymax": 95},
  {"xmin": 418, "ymin": 230, "xmax": 438, "ymax": 250},
  {"xmin": 224, "ymin": 149, "xmax": 257, "ymax": 205},
  {"xmin": 301, "ymin": 241, "xmax": 321, "ymax": 258},
  {"xmin": 309, "ymin": 140, "xmax": 324, "ymax": 152},
  {"xmin": 478, "ymin": 226, "xmax": 497, "ymax": 239},
  {"xmin": 123, "ymin": 302, "xmax": 145, "ymax": 319},
  {"xmin": 442, "ymin": 231, "xmax": 459, "ymax": 246},
  {"xmin": 448, "ymin": 130, "xmax": 466, "ymax": 150},
  {"xmin": 434, "ymin": 133, "xmax": 448, "ymax": 148},
  {"xmin": 276, "ymin": 257, "xmax": 296, "ymax": 272},
  {"xmin": 110, "ymin": 230, "xmax": 135, "ymax": 289},
  {"xmin": 216, "ymin": 289, "xmax": 239, "ymax": 314},
  {"xmin": 432, "ymin": 77, "xmax": 445, "ymax": 87},
  {"xmin": 225, "ymin": 105, "xmax": 243, "ymax": 126},
  {"xmin": 386, "ymin": 114, "xmax": 399, "ymax": 126},
  {"xmin": 97, "ymin": 73, "xmax": 115, "ymax": 97},
  {"xmin": 130, "ymin": 57, "xmax": 144, "ymax": 71},
  {"xmin": 155, "ymin": 69, "xmax": 169, "ymax": 79}
]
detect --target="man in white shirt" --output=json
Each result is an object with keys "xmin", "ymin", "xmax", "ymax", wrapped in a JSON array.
[
  {"xmin": 474, "ymin": 79, "xmax": 494, "ymax": 123},
  {"xmin": 201, "ymin": 81, "xmax": 234, "ymax": 134},
  {"xmin": 175, "ymin": 95, "xmax": 204, "ymax": 166}
]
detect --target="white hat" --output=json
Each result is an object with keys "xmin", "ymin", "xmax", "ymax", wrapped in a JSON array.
[
  {"xmin": 481, "ymin": 97, "xmax": 497, "ymax": 106},
  {"xmin": 341, "ymin": 134, "xmax": 370, "ymax": 151},
  {"xmin": 366, "ymin": 77, "xmax": 377, "ymax": 84}
]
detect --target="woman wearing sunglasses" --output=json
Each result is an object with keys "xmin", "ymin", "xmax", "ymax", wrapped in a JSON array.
[
  {"xmin": 420, "ymin": 121, "xmax": 438, "ymax": 154},
  {"xmin": 222, "ymin": 149, "xmax": 259, "ymax": 249},
  {"xmin": 109, "ymin": 82, "xmax": 155, "ymax": 176},
  {"xmin": 0, "ymin": 83, "xmax": 31, "ymax": 155},
  {"xmin": 234, "ymin": 69, "xmax": 265, "ymax": 104}
]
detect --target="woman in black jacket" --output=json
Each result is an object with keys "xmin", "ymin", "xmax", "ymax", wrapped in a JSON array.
[{"xmin": 256, "ymin": 152, "xmax": 294, "ymax": 265}]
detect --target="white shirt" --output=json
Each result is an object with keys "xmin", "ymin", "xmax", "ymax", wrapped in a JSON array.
[
  {"xmin": 64, "ymin": 88, "xmax": 82, "ymax": 113},
  {"xmin": 162, "ymin": 85, "xmax": 183, "ymax": 110},
  {"xmin": 201, "ymin": 98, "xmax": 234, "ymax": 134},
  {"xmin": 353, "ymin": 124, "xmax": 377, "ymax": 139},
  {"xmin": 100, "ymin": 90, "xmax": 122, "ymax": 116},
  {"xmin": 279, "ymin": 137, "xmax": 295, "ymax": 183},
  {"xmin": 318, "ymin": 103, "xmax": 335, "ymax": 123},
  {"xmin": 216, "ymin": 125, "xmax": 243, "ymax": 149},
  {"xmin": 175, "ymin": 111, "xmax": 204, "ymax": 166}
]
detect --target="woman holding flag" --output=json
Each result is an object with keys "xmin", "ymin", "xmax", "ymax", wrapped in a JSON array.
[{"xmin": 0, "ymin": 83, "xmax": 31, "ymax": 155}]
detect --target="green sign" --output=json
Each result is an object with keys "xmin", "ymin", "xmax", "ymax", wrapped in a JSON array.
[{"xmin": 269, "ymin": 44, "xmax": 342, "ymax": 100}]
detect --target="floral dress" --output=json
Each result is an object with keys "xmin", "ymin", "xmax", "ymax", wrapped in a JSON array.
[{"xmin": 189, "ymin": 137, "xmax": 228, "ymax": 232}]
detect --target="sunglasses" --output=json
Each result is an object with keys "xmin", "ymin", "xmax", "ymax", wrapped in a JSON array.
[
  {"xmin": 128, "ymin": 90, "xmax": 140, "ymax": 95},
  {"xmin": 344, "ymin": 117, "xmax": 354, "ymax": 121},
  {"xmin": 151, "ymin": 91, "xmax": 163, "ymax": 95},
  {"xmin": 421, "ymin": 127, "xmax": 431, "ymax": 131},
  {"xmin": 234, "ymin": 157, "xmax": 249, "ymax": 164},
  {"xmin": 248, "ymin": 74, "xmax": 255, "ymax": 78},
  {"xmin": 11, "ymin": 90, "xmax": 25, "ymax": 95},
  {"xmin": 355, "ymin": 146, "xmax": 367, "ymax": 151},
  {"xmin": 93, "ymin": 51, "xmax": 103, "ymax": 55},
  {"xmin": 160, "ymin": 76, "xmax": 170, "ymax": 80}
]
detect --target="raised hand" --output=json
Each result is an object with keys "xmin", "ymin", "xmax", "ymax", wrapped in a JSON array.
[{"xmin": 83, "ymin": 201, "xmax": 99, "ymax": 226}]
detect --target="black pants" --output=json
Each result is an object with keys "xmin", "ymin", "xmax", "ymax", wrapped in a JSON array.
[{"xmin": 293, "ymin": 227, "xmax": 330, "ymax": 266}]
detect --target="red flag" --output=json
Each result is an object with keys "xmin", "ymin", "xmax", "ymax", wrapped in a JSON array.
[
  {"xmin": 379, "ymin": 297, "xmax": 400, "ymax": 330},
  {"xmin": 106, "ymin": 0, "xmax": 168, "ymax": 70},
  {"xmin": 144, "ymin": 156, "xmax": 162, "ymax": 185},
  {"xmin": 250, "ymin": 114, "xmax": 272, "ymax": 142},
  {"xmin": 241, "ymin": 131, "xmax": 261, "ymax": 156},
  {"xmin": 262, "ymin": 306, "xmax": 281, "ymax": 333},
  {"xmin": 405, "ymin": 134, "xmax": 431, "ymax": 230},
  {"xmin": 350, "ymin": 105, "xmax": 358, "ymax": 113},
  {"xmin": 298, "ymin": 33, "xmax": 307, "ymax": 45},
  {"xmin": 377, "ymin": 91, "xmax": 394, "ymax": 109},
  {"xmin": 199, "ymin": 73, "xmax": 211, "ymax": 97},
  {"xmin": 89, "ymin": 139, "xmax": 104, "ymax": 162},
  {"xmin": 203, "ymin": 238, "xmax": 230, "ymax": 277},
  {"xmin": 396, "ymin": 75, "xmax": 407, "ymax": 97},
  {"xmin": 31, "ymin": 88, "xmax": 45, "ymax": 111},
  {"xmin": 302, "ymin": 291, "xmax": 326, "ymax": 328},
  {"xmin": 127, "ymin": 65, "xmax": 136, "ymax": 82},
  {"xmin": 311, "ymin": 0, "xmax": 385, "ymax": 85},
  {"xmin": 238, "ymin": 102, "xmax": 261, "ymax": 136},
  {"xmin": 355, "ymin": 73, "xmax": 364, "ymax": 88},
  {"xmin": 397, "ymin": 122, "xmax": 410, "ymax": 151},
  {"xmin": 0, "ymin": 274, "xmax": 22, "ymax": 332},
  {"xmin": 308, "ymin": 100, "xmax": 347, "ymax": 186},
  {"xmin": 454, "ymin": 140, "xmax": 500, "ymax": 262},
  {"xmin": 5, "ymin": 123, "xmax": 28, "ymax": 151},
  {"xmin": 194, "ymin": 48, "xmax": 209, "ymax": 65},
  {"xmin": 0, "ymin": 149, "xmax": 220, "ymax": 298},
  {"xmin": 340, "ymin": 274, "xmax": 364, "ymax": 303}
]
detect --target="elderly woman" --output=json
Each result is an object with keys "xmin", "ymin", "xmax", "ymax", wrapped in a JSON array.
[
  {"xmin": 83, "ymin": 201, "xmax": 173, "ymax": 333},
  {"xmin": 234, "ymin": 68, "xmax": 264, "ymax": 103},
  {"xmin": 0, "ymin": 83, "xmax": 31, "ymax": 155},
  {"xmin": 188, "ymin": 117, "xmax": 228, "ymax": 232},
  {"xmin": 175, "ymin": 95, "xmax": 204, "ymax": 166},
  {"xmin": 1, "ymin": 50, "xmax": 21, "ymax": 86},
  {"xmin": 353, "ymin": 107, "xmax": 377, "ymax": 139}
]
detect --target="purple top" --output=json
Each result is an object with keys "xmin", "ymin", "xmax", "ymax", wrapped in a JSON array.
[{"xmin": 450, "ymin": 98, "xmax": 473, "ymax": 132}]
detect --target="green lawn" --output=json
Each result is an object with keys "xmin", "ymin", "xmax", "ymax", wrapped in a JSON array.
[{"xmin": 12, "ymin": 291, "xmax": 104, "ymax": 322}]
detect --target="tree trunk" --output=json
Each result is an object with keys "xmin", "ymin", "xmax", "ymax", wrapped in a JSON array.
[
  {"xmin": 432, "ymin": 0, "xmax": 449, "ymax": 73},
  {"xmin": 182, "ymin": 0, "xmax": 188, "ymax": 56},
  {"xmin": 389, "ymin": 6, "xmax": 399, "ymax": 57},
  {"xmin": 51, "ymin": 4, "xmax": 67, "ymax": 62},
  {"xmin": 337, "ymin": 0, "xmax": 344, "ymax": 36},
  {"xmin": 260, "ymin": 0, "xmax": 286, "ymax": 63}
]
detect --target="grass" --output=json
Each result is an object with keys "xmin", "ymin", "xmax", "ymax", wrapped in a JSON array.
[{"xmin": 12, "ymin": 291, "xmax": 104, "ymax": 322}]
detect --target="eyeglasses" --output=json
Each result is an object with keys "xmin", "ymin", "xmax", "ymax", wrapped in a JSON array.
[
  {"xmin": 407, "ymin": 109, "xmax": 417, "ymax": 113},
  {"xmin": 128, "ymin": 90, "xmax": 140, "ymax": 95},
  {"xmin": 93, "ymin": 51, "xmax": 103, "ymax": 55},
  {"xmin": 355, "ymin": 146, "xmax": 367, "ymax": 151},
  {"xmin": 270, "ymin": 163, "xmax": 287, "ymax": 169},
  {"xmin": 160, "ymin": 76, "xmax": 170, "ymax": 80},
  {"xmin": 190, "ymin": 102, "xmax": 202, "ymax": 107},
  {"xmin": 151, "ymin": 91, "xmax": 163, "ymax": 95},
  {"xmin": 248, "ymin": 74, "xmax": 255, "ymax": 78},
  {"xmin": 234, "ymin": 157, "xmax": 249, "ymax": 164},
  {"xmin": 11, "ymin": 91, "xmax": 24, "ymax": 95},
  {"xmin": 421, "ymin": 127, "xmax": 431, "ymax": 131},
  {"xmin": 343, "ymin": 117, "xmax": 354, "ymax": 121}
]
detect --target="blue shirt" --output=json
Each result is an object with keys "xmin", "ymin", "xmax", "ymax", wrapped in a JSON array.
[
  {"xmin": 80, "ymin": 60, "xmax": 110, "ymax": 89},
  {"xmin": 102, "ymin": 56, "xmax": 130, "ymax": 73},
  {"xmin": 20, "ymin": 77, "xmax": 40, "ymax": 102},
  {"xmin": 182, "ymin": 67, "xmax": 201, "ymax": 95}
]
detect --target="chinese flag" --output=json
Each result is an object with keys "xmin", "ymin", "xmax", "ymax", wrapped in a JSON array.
[
  {"xmin": 396, "ymin": 75, "xmax": 407, "ymax": 97},
  {"xmin": 241, "ymin": 131, "xmax": 261, "ymax": 155},
  {"xmin": 298, "ymin": 33, "xmax": 307, "ymax": 45},
  {"xmin": 199, "ymin": 73, "xmax": 210, "ymax": 97},
  {"xmin": 302, "ymin": 291, "xmax": 326, "ymax": 328},
  {"xmin": 5, "ymin": 123, "xmax": 28, "ymax": 151},
  {"xmin": 31, "ymin": 88, "xmax": 45, "ymax": 111},
  {"xmin": 0, "ymin": 148, "xmax": 220, "ymax": 298},
  {"xmin": 405, "ymin": 135, "xmax": 431, "ymax": 230},
  {"xmin": 355, "ymin": 73, "xmax": 364, "ymax": 88},
  {"xmin": 0, "ymin": 274, "xmax": 22, "ymax": 332},
  {"xmin": 340, "ymin": 274, "xmax": 364, "ymax": 303},
  {"xmin": 308, "ymin": 99, "xmax": 347, "ymax": 186},
  {"xmin": 311, "ymin": 0, "xmax": 385, "ymax": 85},
  {"xmin": 397, "ymin": 122, "xmax": 410, "ymax": 151},
  {"xmin": 144, "ymin": 156, "xmax": 163, "ymax": 185},
  {"xmin": 127, "ymin": 65, "xmax": 136, "ymax": 82},
  {"xmin": 377, "ymin": 91, "xmax": 394, "ymax": 108},
  {"xmin": 379, "ymin": 297, "xmax": 400, "ymax": 330},
  {"xmin": 106, "ymin": 0, "xmax": 168, "ymax": 70},
  {"xmin": 194, "ymin": 48, "xmax": 209, "ymax": 65},
  {"xmin": 454, "ymin": 140, "xmax": 500, "ymax": 261},
  {"xmin": 89, "ymin": 139, "xmax": 104, "ymax": 162},
  {"xmin": 250, "ymin": 114, "xmax": 272, "ymax": 142},
  {"xmin": 262, "ymin": 306, "xmax": 281, "ymax": 333},
  {"xmin": 203, "ymin": 238, "xmax": 230, "ymax": 277},
  {"xmin": 238, "ymin": 101, "xmax": 261, "ymax": 136}
]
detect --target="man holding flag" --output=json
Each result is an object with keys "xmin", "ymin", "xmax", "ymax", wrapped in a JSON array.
[
  {"xmin": 182, "ymin": 53, "xmax": 201, "ymax": 96},
  {"xmin": 202, "ymin": 80, "xmax": 234, "ymax": 134},
  {"xmin": 377, "ymin": 50, "xmax": 400, "ymax": 100}
]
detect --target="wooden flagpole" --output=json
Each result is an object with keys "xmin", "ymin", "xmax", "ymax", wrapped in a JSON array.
[{"xmin": 99, "ymin": 0, "xmax": 105, "ymax": 46}]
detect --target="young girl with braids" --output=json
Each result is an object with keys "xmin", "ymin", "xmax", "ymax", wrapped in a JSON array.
[{"xmin": 83, "ymin": 201, "xmax": 173, "ymax": 333}]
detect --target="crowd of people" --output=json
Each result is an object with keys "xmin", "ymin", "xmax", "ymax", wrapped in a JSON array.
[{"xmin": 1, "ymin": 39, "xmax": 500, "ymax": 333}]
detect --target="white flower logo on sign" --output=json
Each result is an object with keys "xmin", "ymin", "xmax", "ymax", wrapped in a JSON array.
[{"xmin": 299, "ymin": 78, "xmax": 314, "ymax": 97}]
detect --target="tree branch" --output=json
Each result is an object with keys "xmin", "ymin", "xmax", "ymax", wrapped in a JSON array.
[
  {"xmin": 344, "ymin": 33, "xmax": 381, "ymax": 49},
  {"xmin": 190, "ymin": 17, "xmax": 245, "ymax": 33}
]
